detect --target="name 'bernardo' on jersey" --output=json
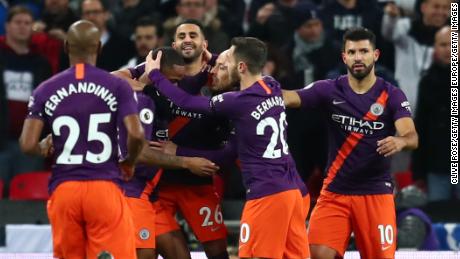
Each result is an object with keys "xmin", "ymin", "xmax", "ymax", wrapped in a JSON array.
[
  {"xmin": 44, "ymin": 82, "xmax": 118, "ymax": 116},
  {"xmin": 251, "ymin": 96, "xmax": 284, "ymax": 120},
  {"xmin": 332, "ymin": 114, "xmax": 385, "ymax": 135}
]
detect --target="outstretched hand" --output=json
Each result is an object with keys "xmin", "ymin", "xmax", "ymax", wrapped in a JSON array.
[
  {"xmin": 377, "ymin": 136, "xmax": 406, "ymax": 157},
  {"xmin": 145, "ymin": 50, "xmax": 162, "ymax": 75}
]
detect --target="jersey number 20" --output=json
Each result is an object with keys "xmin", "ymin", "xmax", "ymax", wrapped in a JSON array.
[
  {"xmin": 256, "ymin": 112, "xmax": 289, "ymax": 159},
  {"xmin": 53, "ymin": 113, "xmax": 112, "ymax": 164}
]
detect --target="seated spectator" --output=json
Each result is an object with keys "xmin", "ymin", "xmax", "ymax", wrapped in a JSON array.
[
  {"xmin": 0, "ymin": 5, "xmax": 51, "ymax": 191},
  {"xmin": 412, "ymin": 26, "xmax": 456, "ymax": 202},
  {"xmin": 120, "ymin": 16, "xmax": 161, "ymax": 69},
  {"xmin": 163, "ymin": 0, "xmax": 229, "ymax": 53}
]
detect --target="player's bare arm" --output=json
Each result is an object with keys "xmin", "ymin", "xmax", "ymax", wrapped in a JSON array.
[
  {"xmin": 120, "ymin": 114, "xmax": 145, "ymax": 180},
  {"xmin": 137, "ymin": 144, "xmax": 219, "ymax": 177},
  {"xmin": 376, "ymin": 117, "xmax": 418, "ymax": 157},
  {"xmin": 282, "ymin": 90, "xmax": 302, "ymax": 108},
  {"xmin": 19, "ymin": 118, "xmax": 50, "ymax": 157}
]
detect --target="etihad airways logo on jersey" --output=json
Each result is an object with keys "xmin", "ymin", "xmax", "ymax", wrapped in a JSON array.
[
  {"xmin": 332, "ymin": 114, "xmax": 385, "ymax": 135},
  {"xmin": 169, "ymin": 104, "xmax": 203, "ymax": 119}
]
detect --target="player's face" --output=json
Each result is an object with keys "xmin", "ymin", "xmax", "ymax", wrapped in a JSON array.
[
  {"xmin": 173, "ymin": 24, "xmax": 207, "ymax": 64},
  {"xmin": 163, "ymin": 64, "xmax": 186, "ymax": 85},
  {"xmin": 210, "ymin": 50, "xmax": 239, "ymax": 92},
  {"xmin": 134, "ymin": 26, "xmax": 158, "ymax": 58},
  {"xmin": 226, "ymin": 46, "xmax": 242, "ymax": 85},
  {"xmin": 342, "ymin": 40, "xmax": 379, "ymax": 80}
]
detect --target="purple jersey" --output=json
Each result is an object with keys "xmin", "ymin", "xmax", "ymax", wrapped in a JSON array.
[
  {"xmin": 119, "ymin": 92, "xmax": 162, "ymax": 201},
  {"xmin": 297, "ymin": 75, "xmax": 412, "ymax": 195},
  {"xmin": 27, "ymin": 63, "xmax": 138, "ymax": 193},
  {"xmin": 149, "ymin": 70, "xmax": 302, "ymax": 200}
]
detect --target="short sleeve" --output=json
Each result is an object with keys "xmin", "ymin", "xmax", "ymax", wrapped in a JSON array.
[
  {"xmin": 388, "ymin": 87, "xmax": 412, "ymax": 121},
  {"xmin": 210, "ymin": 91, "xmax": 240, "ymax": 118},
  {"xmin": 128, "ymin": 62, "xmax": 145, "ymax": 79},
  {"xmin": 116, "ymin": 78, "xmax": 139, "ymax": 122},
  {"xmin": 27, "ymin": 86, "xmax": 46, "ymax": 120},
  {"xmin": 296, "ymin": 80, "xmax": 329, "ymax": 110}
]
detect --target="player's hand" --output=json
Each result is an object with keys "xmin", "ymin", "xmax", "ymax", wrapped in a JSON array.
[
  {"xmin": 377, "ymin": 136, "xmax": 406, "ymax": 157},
  {"xmin": 145, "ymin": 50, "xmax": 162, "ymax": 75},
  {"xmin": 149, "ymin": 140, "xmax": 177, "ymax": 155},
  {"xmin": 38, "ymin": 134, "xmax": 54, "ymax": 157},
  {"xmin": 119, "ymin": 159, "xmax": 135, "ymax": 181},
  {"xmin": 183, "ymin": 157, "xmax": 219, "ymax": 177}
]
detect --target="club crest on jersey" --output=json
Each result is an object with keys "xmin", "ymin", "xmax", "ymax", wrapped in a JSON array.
[
  {"xmin": 370, "ymin": 103, "xmax": 384, "ymax": 116},
  {"xmin": 140, "ymin": 108, "xmax": 154, "ymax": 124},
  {"xmin": 139, "ymin": 228, "xmax": 150, "ymax": 240}
]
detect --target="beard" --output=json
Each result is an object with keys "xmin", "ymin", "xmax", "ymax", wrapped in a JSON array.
[
  {"xmin": 179, "ymin": 43, "xmax": 203, "ymax": 64},
  {"xmin": 212, "ymin": 74, "xmax": 240, "ymax": 93},
  {"xmin": 346, "ymin": 62, "xmax": 374, "ymax": 80}
]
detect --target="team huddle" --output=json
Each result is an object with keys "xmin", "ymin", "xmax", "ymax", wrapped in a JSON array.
[{"xmin": 19, "ymin": 17, "xmax": 418, "ymax": 259}]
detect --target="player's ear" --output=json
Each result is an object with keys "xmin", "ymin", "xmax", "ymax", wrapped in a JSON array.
[
  {"xmin": 238, "ymin": 62, "xmax": 245, "ymax": 73},
  {"xmin": 172, "ymin": 41, "xmax": 176, "ymax": 49},
  {"xmin": 341, "ymin": 51, "xmax": 347, "ymax": 64},
  {"xmin": 374, "ymin": 48, "xmax": 381, "ymax": 62}
]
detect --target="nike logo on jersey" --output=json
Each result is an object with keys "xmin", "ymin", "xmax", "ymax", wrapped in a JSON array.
[
  {"xmin": 381, "ymin": 244, "xmax": 392, "ymax": 251},
  {"xmin": 333, "ymin": 99, "xmax": 346, "ymax": 105}
]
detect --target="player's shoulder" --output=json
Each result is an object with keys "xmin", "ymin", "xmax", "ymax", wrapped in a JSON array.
[
  {"xmin": 380, "ymin": 78, "xmax": 405, "ymax": 97},
  {"xmin": 305, "ymin": 76, "xmax": 341, "ymax": 91},
  {"xmin": 211, "ymin": 90, "xmax": 240, "ymax": 104}
]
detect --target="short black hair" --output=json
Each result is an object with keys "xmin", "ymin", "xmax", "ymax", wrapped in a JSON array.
[
  {"xmin": 135, "ymin": 16, "xmax": 163, "ymax": 37},
  {"xmin": 174, "ymin": 19, "xmax": 206, "ymax": 38},
  {"xmin": 230, "ymin": 37, "xmax": 267, "ymax": 75},
  {"xmin": 342, "ymin": 27, "xmax": 377, "ymax": 51},
  {"xmin": 7, "ymin": 5, "xmax": 34, "ymax": 22},
  {"xmin": 152, "ymin": 47, "xmax": 185, "ymax": 70}
]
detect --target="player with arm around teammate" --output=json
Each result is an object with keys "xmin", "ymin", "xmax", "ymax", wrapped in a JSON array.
[
  {"xmin": 283, "ymin": 27, "xmax": 418, "ymax": 259},
  {"xmin": 144, "ymin": 37, "xmax": 310, "ymax": 259}
]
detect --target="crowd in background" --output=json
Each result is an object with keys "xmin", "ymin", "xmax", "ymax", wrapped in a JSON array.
[{"xmin": 0, "ymin": 0, "xmax": 455, "ymax": 204}]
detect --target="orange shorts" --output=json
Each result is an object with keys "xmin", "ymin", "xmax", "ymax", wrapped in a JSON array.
[
  {"xmin": 154, "ymin": 183, "xmax": 227, "ymax": 242},
  {"xmin": 126, "ymin": 197, "xmax": 156, "ymax": 249},
  {"xmin": 308, "ymin": 190, "xmax": 396, "ymax": 259},
  {"xmin": 238, "ymin": 189, "xmax": 309, "ymax": 259},
  {"xmin": 47, "ymin": 181, "xmax": 136, "ymax": 259}
]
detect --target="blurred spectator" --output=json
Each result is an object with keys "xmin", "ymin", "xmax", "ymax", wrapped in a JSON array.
[
  {"xmin": 120, "ymin": 16, "xmax": 161, "ymax": 69},
  {"xmin": 283, "ymin": 3, "xmax": 341, "ymax": 86},
  {"xmin": 412, "ymin": 26, "xmax": 456, "ymax": 202},
  {"xmin": 247, "ymin": 0, "xmax": 304, "ymax": 47},
  {"xmin": 320, "ymin": 0, "xmax": 383, "ymax": 45},
  {"xmin": 33, "ymin": 0, "xmax": 78, "ymax": 41},
  {"xmin": 75, "ymin": 0, "xmax": 135, "ymax": 71},
  {"xmin": 207, "ymin": 0, "xmax": 245, "ymax": 38},
  {"xmin": 381, "ymin": 0, "xmax": 450, "ymax": 112},
  {"xmin": 0, "ymin": 5, "xmax": 51, "ymax": 187},
  {"xmin": 113, "ymin": 0, "xmax": 161, "ymax": 40},
  {"xmin": 163, "ymin": 0, "xmax": 229, "ymax": 53}
]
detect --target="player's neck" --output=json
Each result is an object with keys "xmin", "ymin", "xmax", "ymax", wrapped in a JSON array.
[
  {"xmin": 240, "ymin": 73, "xmax": 263, "ymax": 90},
  {"xmin": 185, "ymin": 57, "xmax": 204, "ymax": 76},
  {"xmin": 348, "ymin": 72, "xmax": 377, "ymax": 94},
  {"xmin": 69, "ymin": 55, "xmax": 97, "ymax": 66}
]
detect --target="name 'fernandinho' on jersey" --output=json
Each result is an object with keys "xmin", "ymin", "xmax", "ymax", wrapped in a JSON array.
[
  {"xmin": 43, "ymin": 81, "xmax": 118, "ymax": 116},
  {"xmin": 250, "ymin": 95, "xmax": 284, "ymax": 120}
]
